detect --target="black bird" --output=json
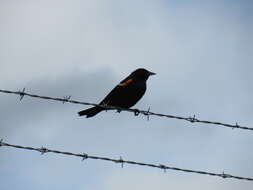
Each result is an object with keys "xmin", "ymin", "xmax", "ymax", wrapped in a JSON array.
[{"xmin": 78, "ymin": 68, "xmax": 156, "ymax": 118}]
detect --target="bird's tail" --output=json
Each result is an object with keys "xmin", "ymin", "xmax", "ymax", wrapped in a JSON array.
[{"xmin": 78, "ymin": 106, "xmax": 104, "ymax": 118}]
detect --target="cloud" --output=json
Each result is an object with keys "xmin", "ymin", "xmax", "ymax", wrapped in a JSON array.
[{"xmin": 0, "ymin": 0, "xmax": 253, "ymax": 189}]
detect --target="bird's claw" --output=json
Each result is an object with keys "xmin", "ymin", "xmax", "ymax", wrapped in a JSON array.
[{"xmin": 133, "ymin": 109, "xmax": 140, "ymax": 116}]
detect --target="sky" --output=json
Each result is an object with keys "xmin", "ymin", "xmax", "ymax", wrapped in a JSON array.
[{"xmin": 1, "ymin": 0, "xmax": 253, "ymax": 189}]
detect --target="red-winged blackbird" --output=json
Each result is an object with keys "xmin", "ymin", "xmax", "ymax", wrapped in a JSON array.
[{"xmin": 78, "ymin": 68, "xmax": 156, "ymax": 118}]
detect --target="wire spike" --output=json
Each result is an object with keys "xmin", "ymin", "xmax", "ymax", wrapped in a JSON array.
[
  {"xmin": 19, "ymin": 88, "xmax": 26, "ymax": 101},
  {"xmin": 188, "ymin": 114, "xmax": 197, "ymax": 123},
  {"xmin": 82, "ymin": 153, "xmax": 88, "ymax": 161},
  {"xmin": 221, "ymin": 171, "xmax": 230, "ymax": 178},
  {"xmin": 159, "ymin": 164, "xmax": 167, "ymax": 173},
  {"xmin": 40, "ymin": 146, "xmax": 48, "ymax": 155},
  {"xmin": 62, "ymin": 95, "xmax": 71, "ymax": 104},
  {"xmin": 115, "ymin": 156, "xmax": 124, "ymax": 168}
]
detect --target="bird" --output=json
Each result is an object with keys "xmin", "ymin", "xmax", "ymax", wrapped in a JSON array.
[{"xmin": 78, "ymin": 68, "xmax": 156, "ymax": 118}]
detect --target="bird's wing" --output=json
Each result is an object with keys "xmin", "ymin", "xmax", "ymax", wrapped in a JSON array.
[
  {"xmin": 118, "ymin": 76, "xmax": 134, "ymax": 87},
  {"xmin": 99, "ymin": 76, "xmax": 134, "ymax": 105}
]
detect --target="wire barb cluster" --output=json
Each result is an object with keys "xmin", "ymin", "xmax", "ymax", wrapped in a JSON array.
[
  {"xmin": 1, "ymin": 88, "xmax": 253, "ymax": 131},
  {"xmin": 1, "ymin": 140, "xmax": 253, "ymax": 181}
]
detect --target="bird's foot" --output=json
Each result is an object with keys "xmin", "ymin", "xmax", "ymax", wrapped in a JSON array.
[{"xmin": 133, "ymin": 109, "xmax": 140, "ymax": 116}]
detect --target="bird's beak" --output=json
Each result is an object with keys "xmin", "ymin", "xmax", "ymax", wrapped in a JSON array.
[{"xmin": 148, "ymin": 71, "xmax": 156, "ymax": 76}]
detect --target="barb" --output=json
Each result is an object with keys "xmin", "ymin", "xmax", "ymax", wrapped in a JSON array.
[
  {"xmin": 62, "ymin": 95, "xmax": 71, "ymax": 104},
  {"xmin": 19, "ymin": 88, "xmax": 26, "ymax": 101},
  {"xmin": 1, "ymin": 140, "xmax": 253, "ymax": 181},
  {"xmin": 144, "ymin": 107, "xmax": 151, "ymax": 121},
  {"xmin": 115, "ymin": 156, "xmax": 124, "ymax": 168},
  {"xmin": 0, "ymin": 89, "xmax": 253, "ymax": 131}
]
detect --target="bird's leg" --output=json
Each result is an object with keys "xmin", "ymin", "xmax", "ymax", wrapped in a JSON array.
[{"xmin": 133, "ymin": 109, "xmax": 140, "ymax": 116}]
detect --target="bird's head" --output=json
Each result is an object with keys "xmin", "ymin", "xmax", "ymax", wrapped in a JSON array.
[{"xmin": 130, "ymin": 68, "xmax": 156, "ymax": 81}]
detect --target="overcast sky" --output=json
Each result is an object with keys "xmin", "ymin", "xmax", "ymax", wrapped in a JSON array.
[{"xmin": 1, "ymin": 0, "xmax": 253, "ymax": 189}]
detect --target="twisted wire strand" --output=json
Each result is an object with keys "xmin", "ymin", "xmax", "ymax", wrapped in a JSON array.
[
  {"xmin": 0, "ymin": 89, "xmax": 252, "ymax": 131},
  {"xmin": 1, "ymin": 140, "xmax": 252, "ymax": 181}
]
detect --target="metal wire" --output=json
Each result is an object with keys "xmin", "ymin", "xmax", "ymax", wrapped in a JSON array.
[
  {"xmin": 0, "ymin": 88, "xmax": 253, "ymax": 131},
  {"xmin": 0, "ymin": 140, "xmax": 252, "ymax": 181}
]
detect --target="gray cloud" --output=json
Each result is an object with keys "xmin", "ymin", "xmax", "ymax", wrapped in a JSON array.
[{"xmin": 0, "ymin": 0, "xmax": 253, "ymax": 189}]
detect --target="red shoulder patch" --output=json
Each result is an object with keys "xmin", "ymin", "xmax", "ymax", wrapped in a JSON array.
[{"xmin": 118, "ymin": 79, "xmax": 134, "ymax": 86}]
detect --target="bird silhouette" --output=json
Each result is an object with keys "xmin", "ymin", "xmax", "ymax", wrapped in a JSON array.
[{"xmin": 78, "ymin": 68, "xmax": 155, "ymax": 118}]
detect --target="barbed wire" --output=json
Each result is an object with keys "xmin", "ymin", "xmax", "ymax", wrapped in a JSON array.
[
  {"xmin": 0, "ymin": 139, "xmax": 252, "ymax": 181},
  {"xmin": 0, "ymin": 88, "xmax": 253, "ymax": 131}
]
